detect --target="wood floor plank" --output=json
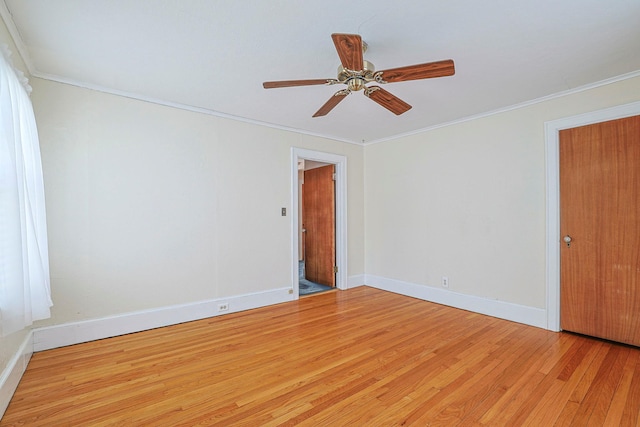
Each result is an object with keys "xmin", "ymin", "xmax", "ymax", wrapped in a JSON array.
[
  {"xmin": 477, "ymin": 333, "xmax": 566, "ymax": 425},
  {"xmin": 456, "ymin": 327, "xmax": 559, "ymax": 424},
  {"xmin": 521, "ymin": 339, "xmax": 604, "ymax": 426},
  {"xmin": 2, "ymin": 286, "xmax": 640, "ymax": 426},
  {"xmin": 621, "ymin": 353, "xmax": 640, "ymax": 425},
  {"xmin": 570, "ymin": 345, "xmax": 630, "ymax": 425},
  {"xmin": 604, "ymin": 349, "xmax": 640, "ymax": 426}
]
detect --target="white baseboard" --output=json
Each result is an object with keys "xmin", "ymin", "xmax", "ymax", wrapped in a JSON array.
[
  {"xmin": 2, "ymin": 277, "xmax": 544, "ymax": 418},
  {"xmin": 365, "ymin": 275, "xmax": 547, "ymax": 329},
  {"xmin": 31, "ymin": 274, "xmax": 368, "ymax": 352},
  {"xmin": 33, "ymin": 287, "xmax": 293, "ymax": 352},
  {"xmin": 347, "ymin": 274, "xmax": 366, "ymax": 289},
  {"xmin": 0, "ymin": 331, "xmax": 33, "ymax": 419}
]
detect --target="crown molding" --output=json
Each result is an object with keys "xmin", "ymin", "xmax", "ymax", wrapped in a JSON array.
[
  {"xmin": 364, "ymin": 69, "xmax": 640, "ymax": 146},
  {"xmin": 26, "ymin": 67, "xmax": 640, "ymax": 147},
  {"xmin": 29, "ymin": 69, "xmax": 364, "ymax": 146}
]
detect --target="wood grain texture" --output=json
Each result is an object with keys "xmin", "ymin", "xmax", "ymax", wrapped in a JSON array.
[
  {"xmin": 312, "ymin": 91, "xmax": 348, "ymax": 117},
  {"xmin": 377, "ymin": 59, "xmax": 455, "ymax": 83},
  {"xmin": 365, "ymin": 86, "xmax": 412, "ymax": 115},
  {"xmin": 560, "ymin": 115, "xmax": 640, "ymax": 346},
  {"xmin": 302, "ymin": 164, "xmax": 335, "ymax": 286},
  {"xmin": 263, "ymin": 79, "xmax": 331, "ymax": 89},
  {"xmin": 3, "ymin": 287, "xmax": 640, "ymax": 425},
  {"xmin": 331, "ymin": 33, "xmax": 363, "ymax": 71}
]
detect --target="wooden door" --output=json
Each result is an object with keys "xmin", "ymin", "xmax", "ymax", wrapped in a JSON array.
[
  {"xmin": 559, "ymin": 115, "xmax": 640, "ymax": 346},
  {"xmin": 302, "ymin": 165, "xmax": 336, "ymax": 287}
]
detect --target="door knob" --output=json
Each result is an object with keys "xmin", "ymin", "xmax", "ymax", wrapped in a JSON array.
[{"xmin": 563, "ymin": 235, "xmax": 572, "ymax": 247}]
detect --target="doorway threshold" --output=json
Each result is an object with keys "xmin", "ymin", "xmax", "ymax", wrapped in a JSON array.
[{"xmin": 299, "ymin": 279, "xmax": 334, "ymax": 297}]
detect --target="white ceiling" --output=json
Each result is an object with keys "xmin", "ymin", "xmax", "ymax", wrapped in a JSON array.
[{"xmin": 3, "ymin": 0, "xmax": 640, "ymax": 144}]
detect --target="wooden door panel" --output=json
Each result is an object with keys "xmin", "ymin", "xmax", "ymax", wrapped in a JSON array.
[
  {"xmin": 303, "ymin": 165, "xmax": 336, "ymax": 287},
  {"xmin": 560, "ymin": 115, "xmax": 640, "ymax": 346}
]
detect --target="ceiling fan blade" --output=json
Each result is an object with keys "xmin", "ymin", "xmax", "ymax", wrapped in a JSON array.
[
  {"xmin": 263, "ymin": 79, "xmax": 334, "ymax": 89},
  {"xmin": 313, "ymin": 89, "xmax": 350, "ymax": 117},
  {"xmin": 364, "ymin": 86, "xmax": 412, "ymax": 115},
  {"xmin": 331, "ymin": 33, "xmax": 363, "ymax": 71},
  {"xmin": 376, "ymin": 59, "xmax": 455, "ymax": 83}
]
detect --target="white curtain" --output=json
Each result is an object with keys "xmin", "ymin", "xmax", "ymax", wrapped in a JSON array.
[{"xmin": 0, "ymin": 45, "xmax": 52, "ymax": 336}]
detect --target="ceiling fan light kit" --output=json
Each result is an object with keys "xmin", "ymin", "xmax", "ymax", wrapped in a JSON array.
[{"xmin": 263, "ymin": 33, "xmax": 455, "ymax": 117}]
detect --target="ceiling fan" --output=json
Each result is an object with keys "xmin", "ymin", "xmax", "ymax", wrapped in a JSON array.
[{"xmin": 263, "ymin": 33, "xmax": 455, "ymax": 117}]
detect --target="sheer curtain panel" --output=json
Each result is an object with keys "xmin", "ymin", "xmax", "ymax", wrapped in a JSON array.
[{"xmin": 0, "ymin": 45, "xmax": 52, "ymax": 336}]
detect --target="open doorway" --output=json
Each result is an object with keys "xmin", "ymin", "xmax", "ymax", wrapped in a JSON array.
[
  {"xmin": 291, "ymin": 148, "xmax": 347, "ymax": 298},
  {"xmin": 299, "ymin": 160, "xmax": 335, "ymax": 295}
]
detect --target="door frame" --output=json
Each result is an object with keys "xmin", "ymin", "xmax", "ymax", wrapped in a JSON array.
[
  {"xmin": 291, "ymin": 148, "xmax": 347, "ymax": 297},
  {"xmin": 544, "ymin": 100, "xmax": 640, "ymax": 331}
]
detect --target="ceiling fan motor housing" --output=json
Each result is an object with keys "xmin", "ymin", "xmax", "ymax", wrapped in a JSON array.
[{"xmin": 338, "ymin": 60, "xmax": 375, "ymax": 91}]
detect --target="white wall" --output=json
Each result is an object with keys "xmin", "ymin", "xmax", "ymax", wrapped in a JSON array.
[
  {"xmin": 12, "ymin": 55, "xmax": 640, "ymax": 341},
  {"xmin": 365, "ymin": 75, "xmax": 640, "ymax": 310},
  {"xmin": 30, "ymin": 79, "xmax": 364, "ymax": 326}
]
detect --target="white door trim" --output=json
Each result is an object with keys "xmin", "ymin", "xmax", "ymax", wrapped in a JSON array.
[
  {"xmin": 291, "ymin": 148, "xmax": 348, "ymax": 297},
  {"xmin": 545, "ymin": 100, "xmax": 640, "ymax": 331}
]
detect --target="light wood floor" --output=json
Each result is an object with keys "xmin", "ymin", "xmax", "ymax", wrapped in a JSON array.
[{"xmin": 2, "ymin": 286, "xmax": 640, "ymax": 426}]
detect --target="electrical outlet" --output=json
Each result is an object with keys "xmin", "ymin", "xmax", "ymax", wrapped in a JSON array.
[
  {"xmin": 442, "ymin": 276, "xmax": 449, "ymax": 288},
  {"xmin": 218, "ymin": 303, "xmax": 229, "ymax": 312}
]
